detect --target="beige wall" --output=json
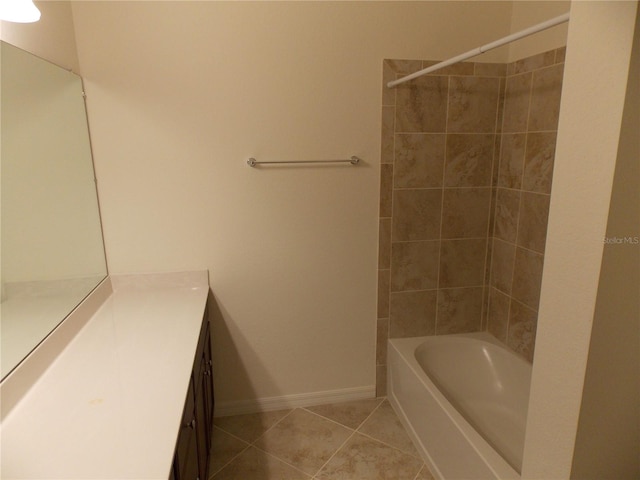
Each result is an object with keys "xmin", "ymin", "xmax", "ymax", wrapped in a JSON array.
[
  {"xmin": 70, "ymin": 1, "xmax": 520, "ymax": 408},
  {"xmin": 571, "ymin": 6, "xmax": 640, "ymax": 477},
  {"xmin": 508, "ymin": 0, "xmax": 570, "ymax": 62},
  {"xmin": 522, "ymin": 1, "xmax": 639, "ymax": 477}
]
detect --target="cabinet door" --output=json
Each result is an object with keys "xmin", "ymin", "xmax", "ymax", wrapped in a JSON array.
[
  {"xmin": 195, "ymin": 362, "xmax": 209, "ymax": 480},
  {"xmin": 203, "ymin": 325, "xmax": 215, "ymax": 445},
  {"xmin": 173, "ymin": 378, "xmax": 198, "ymax": 480},
  {"xmin": 170, "ymin": 314, "xmax": 215, "ymax": 480}
]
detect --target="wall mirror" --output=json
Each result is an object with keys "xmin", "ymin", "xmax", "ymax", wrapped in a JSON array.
[{"xmin": 1, "ymin": 41, "xmax": 107, "ymax": 380}]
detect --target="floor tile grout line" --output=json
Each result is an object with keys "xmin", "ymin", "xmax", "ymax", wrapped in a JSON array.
[
  {"xmin": 212, "ymin": 423, "xmax": 254, "ymax": 446},
  {"xmin": 214, "ymin": 398, "xmax": 430, "ymax": 479},
  {"xmin": 354, "ymin": 396, "xmax": 388, "ymax": 433},
  {"xmin": 248, "ymin": 442, "xmax": 316, "ymax": 479},
  {"xmin": 211, "ymin": 409, "xmax": 296, "ymax": 478},
  {"xmin": 355, "ymin": 399, "xmax": 425, "ymax": 460},
  {"xmin": 310, "ymin": 429, "xmax": 359, "ymax": 479},
  {"xmin": 246, "ymin": 407, "xmax": 356, "ymax": 478},
  {"xmin": 247, "ymin": 408, "xmax": 296, "ymax": 446},
  {"xmin": 299, "ymin": 407, "xmax": 358, "ymax": 432},
  {"xmin": 209, "ymin": 440, "xmax": 251, "ymax": 479},
  {"xmin": 301, "ymin": 396, "xmax": 386, "ymax": 432},
  {"xmin": 355, "ymin": 429, "xmax": 424, "ymax": 461}
]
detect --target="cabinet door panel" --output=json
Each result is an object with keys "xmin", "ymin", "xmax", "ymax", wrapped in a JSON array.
[{"xmin": 170, "ymin": 313, "xmax": 214, "ymax": 480}]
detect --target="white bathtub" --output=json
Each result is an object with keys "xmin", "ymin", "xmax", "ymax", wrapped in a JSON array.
[{"xmin": 388, "ymin": 332, "xmax": 532, "ymax": 479}]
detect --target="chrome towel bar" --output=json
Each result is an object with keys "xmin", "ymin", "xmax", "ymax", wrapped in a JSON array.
[{"xmin": 247, "ymin": 156, "xmax": 360, "ymax": 167}]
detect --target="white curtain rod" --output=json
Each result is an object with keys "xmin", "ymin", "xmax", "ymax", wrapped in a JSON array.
[{"xmin": 387, "ymin": 12, "xmax": 570, "ymax": 88}]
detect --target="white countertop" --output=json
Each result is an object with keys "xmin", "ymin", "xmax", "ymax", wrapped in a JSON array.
[{"xmin": 0, "ymin": 271, "xmax": 209, "ymax": 480}]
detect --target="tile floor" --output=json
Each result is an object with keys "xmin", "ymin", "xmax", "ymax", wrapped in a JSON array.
[{"xmin": 210, "ymin": 397, "xmax": 435, "ymax": 480}]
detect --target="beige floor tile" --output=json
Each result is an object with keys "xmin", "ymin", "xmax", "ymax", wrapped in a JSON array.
[
  {"xmin": 414, "ymin": 464, "xmax": 436, "ymax": 480},
  {"xmin": 212, "ymin": 446, "xmax": 311, "ymax": 480},
  {"xmin": 209, "ymin": 426, "xmax": 249, "ymax": 476},
  {"xmin": 304, "ymin": 398, "xmax": 383, "ymax": 430},
  {"xmin": 358, "ymin": 400, "xmax": 419, "ymax": 457},
  {"xmin": 315, "ymin": 433, "xmax": 423, "ymax": 480},
  {"xmin": 254, "ymin": 408, "xmax": 352, "ymax": 476},
  {"xmin": 214, "ymin": 409, "xmax": 291, "ymax": 443}
]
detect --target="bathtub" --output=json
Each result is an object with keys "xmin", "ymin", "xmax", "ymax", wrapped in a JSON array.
[{"xmin": 387, "ymin": 332, "xmax": 532, "ymax": 479}]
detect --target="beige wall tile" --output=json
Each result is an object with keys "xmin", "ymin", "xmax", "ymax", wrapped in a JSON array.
[
  {"xmin": 377, "ymin": 269, "xmax": 390, "ymax": 318},
  {"xmin": 378, "ymin": 218, "xmax": 391, "ymax": 269},
  {"xmin": 480, "ymin": 286, "xmax": 490, "ymax": 331},
  {"xmin": 381, "ymin": 106, "xmax": 395, "ymax": 164},
  {"xmin": 517, "ymin": 192, "xmax": 551, "ymax": 253},
  {"xmin": 423, "ymin": 60, "xmax": 474, "ymax": 76},
  {"xmin": 444, "ymin": 134, "xmax": 495, "ymax": 187},
  {"xmin": 396, "ymin": 76, "xmax": 448, "ymax": 133},
  {"xmin": 509, "ymin": 50, "xmax": 555, "ymax": 75},
  {"xmin": 528, "ymin": 63, "xmax": 564, "ymax": 131},
  {"xmin": 488, "ymin": 187, "xmax": 497, "ymax": 240},
  {"xmin": 386, "ymin": 59, "xmax": 422, "ymax": 74},
  {"xmin": 523, "ymin": 132, "xmax": 557, "ymax": 194},
  {"xmin": 376, "ymin": 318, "xmax": 388, "ymax": 365},
  {"xmin": 494, "ymin": 188, "xmax": 521, "ymax": 243},
  {"xmin": 382, "ymin": 61, "xmax": 396, "ymax": 107},
  {"xmin": 555, "ymin": 46, "xmax": 566, "ymax": 64},
  {"xmin": 390, "ymin": 241, "xmax": 440, "ymax": 291},
  {"xmin": 436, "ymin": 287, "xmax": 483, "ymax": 334},
  {"xmin": 507, "ymin": 299, "xmax": 537, "ymax": 362},
  {"xmin": 392, "ymin": 189, "xmax": 442, "ymax": 241},
  {"xmin": 495, "ymin": 77, "xmax": 506, "ymax": 134},
  {"xmin": 487, "ymin": 287, "xmax": 510, "ymax": 342},
  {"xmin": 503, "ymin": 72, "xmax": 532, "ymax": 133},
  {"xmin": 447, "ymin": 76, "xmax": 501, "ymax": 133},
  {"xmin": 394, "ymin": 134, "xmax": 445, "ymax": 188},
  {"xmin": 498, "ymin": 133, "xmax": 526, "ymax": 188},
  {"xmin": 441, "ymin": 188, "xmax": 491, "ymax": 239},
  {"xmin": 389, "ymin": 290, "xmax": 437, "ymax": 338},
  {"xmin": 511, "ymin": 247, "xmax": 544, "ymax": 309},
  {"xmin": 376, "ymin": 365, "xmax": 387, "ymax": 397},
  {"xmin": 378, "ymin": 51, "xmax": 562, "ymax": 368},
  {"xmin": 379, "ymin": 163, "xmax": 393, "ymax": 218},
  {"xmin": 474, "ymin": 62, "xmax": 508, "ymax": 77},
  {"xmin": 439, "ymin": 238, "xmax": 487, "ymax": 287},
  {"xmin": 490, "ymin": 238, "xmax": 516, "ymax": 294}
]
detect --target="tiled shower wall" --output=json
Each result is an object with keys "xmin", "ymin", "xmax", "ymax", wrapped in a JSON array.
[{"xmin": 376, "ymin": 48, "xmax": 565, "ymax": 396}]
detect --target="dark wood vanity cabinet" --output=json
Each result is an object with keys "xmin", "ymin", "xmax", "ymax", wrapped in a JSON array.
[{"xmin": 170, "ymin": 313, "xmax": 214, "ymax": 480}]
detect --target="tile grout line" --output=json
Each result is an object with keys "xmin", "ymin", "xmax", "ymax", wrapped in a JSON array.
[
  {"xmin": 354, "ymin": 399, "xmax": 424, "ymax": 460},
  {"xmin": 212, "ymin": 408, "xmax": 298, "ymax": 477},
  {"xmin": 310, "ymin": 430, "xmax": 358, "ymax": 479},
  {"xmin": 244, "ymin": 407, "xmax": 339, "ymax": 479},
  {"xmin": 208, "ymin": 427, "xmax": 252, "ymax": 479},
  {"xmin": 311, "ymin": 397, "xmax": 390, "ymax": 478},
  {"xmin": 249, "ymin": 442, "xmax": 317, "ymax": 479}
]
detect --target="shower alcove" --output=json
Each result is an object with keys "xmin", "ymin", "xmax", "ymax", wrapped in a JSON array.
[{"xmin": 376, "ymin": 47, "xmax": 566, "ymax": 396}]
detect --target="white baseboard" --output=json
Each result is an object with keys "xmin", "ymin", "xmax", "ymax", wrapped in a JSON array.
[{"xmin": 214, "ymin": 385, "xmax": 377, "ymax": 417}]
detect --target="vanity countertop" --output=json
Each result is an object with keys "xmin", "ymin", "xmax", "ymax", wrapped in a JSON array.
[{"xmin": 0, "ymin": 271, "xmax": 209, "ymax": 480}]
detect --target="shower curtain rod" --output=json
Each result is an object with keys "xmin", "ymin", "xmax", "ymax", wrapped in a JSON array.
[{"xmin": 387, "ymin": 12, "xmax": 570, "ymax": 88}]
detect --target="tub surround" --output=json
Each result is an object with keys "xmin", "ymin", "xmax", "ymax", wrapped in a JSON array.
[
  {"xmin": 377, "ymin": 47, "xmax": 565, "ymax": 395},
  {"xmin": 0, "ymin": 271, "xmax": 209, "ymax": 480}
]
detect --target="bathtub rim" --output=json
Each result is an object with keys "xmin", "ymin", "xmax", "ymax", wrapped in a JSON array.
[{"xmin": 388, "ymin": 332, "xmax": 523, "ymax": 480}]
